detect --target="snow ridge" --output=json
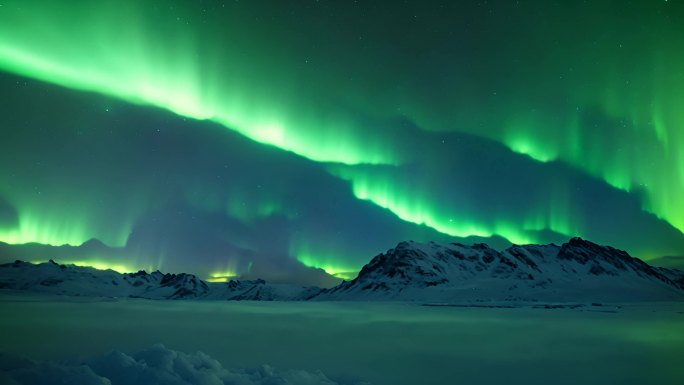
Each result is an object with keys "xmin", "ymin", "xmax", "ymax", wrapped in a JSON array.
[
  {"xmin": 1, "ymin": 238, "xmax": 683, "ymax": 302},
  {"xmin": 315, "ymin": 238, "xmax": 684, "ymax": 302},
  {"xmin": 0, "ymin": 260, "xmax": 320, "ymax": 301}
]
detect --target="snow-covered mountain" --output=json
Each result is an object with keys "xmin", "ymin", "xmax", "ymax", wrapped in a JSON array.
[
  {"xmin": 315, "ymin": 238, "xmax": 684, "ymax": 302},
  {"xmin": 1, "ymin": 238, "xmax": 683, "ymax": 302},
  {"xmin": 0, "ymin": 260, "xmax": 320, "ymax": 300}
]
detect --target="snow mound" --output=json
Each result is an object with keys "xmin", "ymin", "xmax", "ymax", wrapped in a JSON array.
[{"xmin": 0, "ymin": 344, "xmax": 369, "ymax": 385}]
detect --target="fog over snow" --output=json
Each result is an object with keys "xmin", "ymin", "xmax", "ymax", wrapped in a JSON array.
[{"xmin": 1, "ymin": 296, "xmax": 683, "ymax": 385}]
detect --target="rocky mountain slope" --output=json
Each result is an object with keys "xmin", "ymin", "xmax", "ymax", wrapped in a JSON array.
[{"xmin": 316, "ymin": 238, "xmax": 684, "ymax": 302}]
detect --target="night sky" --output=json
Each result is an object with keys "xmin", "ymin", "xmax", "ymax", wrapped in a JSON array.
[{"xmin": 1, "ymin": 0, "xmax": 683, "ymax": 286}]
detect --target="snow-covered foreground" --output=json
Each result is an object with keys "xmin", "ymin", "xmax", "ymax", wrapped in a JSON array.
[{"xmin": 0, "ymin": 295, "xmax": 683, "ymax": 385}]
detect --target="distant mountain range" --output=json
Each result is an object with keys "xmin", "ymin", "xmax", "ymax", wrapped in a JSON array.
[
  {"xmin": 0, "ymin": 260, "xmax": 320, "ymax": 301},
  {"xmin": 1, "ymin": 238, "xmax": 683, "ymax": 303}
]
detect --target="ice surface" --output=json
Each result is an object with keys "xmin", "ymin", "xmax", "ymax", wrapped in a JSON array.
[{"xmin": 0, "ymin": 295, "xmax": 683, "ymax": 385}]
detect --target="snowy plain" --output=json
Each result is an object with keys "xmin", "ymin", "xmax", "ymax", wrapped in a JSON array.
[{"xmin": 0, "ymin": 294, "xmax": 683, "ymax": 385}]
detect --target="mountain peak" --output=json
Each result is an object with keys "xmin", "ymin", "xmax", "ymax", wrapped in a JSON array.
[
  {"xmin": 565, "ymin": 237, "xmax": 605, "ymax": 250},
  {"xmin": 80, "ymin": 238, "xmax": 108, "ymax": 249},
  {"xmin": 317, "ymin": 239, "xmax": 684, "ymax": 302}
]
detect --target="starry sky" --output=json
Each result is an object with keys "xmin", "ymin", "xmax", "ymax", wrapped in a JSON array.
[{"xmin": 1, "ymin": 0, "xmax": 683, "ymax": 286}]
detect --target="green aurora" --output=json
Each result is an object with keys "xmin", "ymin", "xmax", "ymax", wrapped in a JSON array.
[{"xmin": 1, "ymin": 0, "xmax": 683, "ymax": 282}]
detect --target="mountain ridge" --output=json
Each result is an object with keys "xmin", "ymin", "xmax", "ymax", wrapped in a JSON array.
[
  {"xmin": 316, "ymin": 237, "xmax": 684, "ymax": 302},
  {"xmin": 1, "ymin": 238, "xmax": 683, "ymax": 303}
]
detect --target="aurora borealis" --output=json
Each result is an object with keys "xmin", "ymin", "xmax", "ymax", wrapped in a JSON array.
[{"xmin": 1, "ymin": 0, "xmax": 683, "ymax": 285}]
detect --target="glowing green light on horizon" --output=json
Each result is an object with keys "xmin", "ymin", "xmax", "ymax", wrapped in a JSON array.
[
  {"xmin": 0, "ymin": 209, "xmax": 132, "ymax": 247},
  {"xmin": 206, "ymin": 258, "xmax": 243, "ymax": 283},
  {"xmin": 292, "ymin": 240, "xmax": 361, "ymax": 280},
  {"xmin": 0, "ymin": 219, "xmax": 90, "ymax": 247},
  {"xmin": 206, "ymin": 272, "xmax": 239, "ymax": 283},
  {"xmin": 29, "ymin": 260, "xmax": 138, "ymax": 274},
  {"xmin": 296, "ymin": 253, "xmax": 360, "ymax": 281}
]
